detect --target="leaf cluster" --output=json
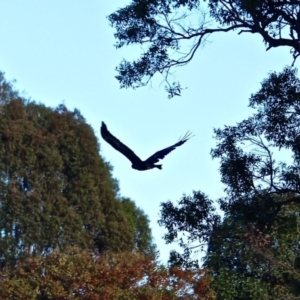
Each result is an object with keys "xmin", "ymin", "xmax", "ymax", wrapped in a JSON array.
[{"xmin": 205, "ymin": 200, "xmax": 300, "ymax": 299}]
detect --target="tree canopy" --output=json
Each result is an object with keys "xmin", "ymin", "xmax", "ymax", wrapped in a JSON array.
[
  {"xmin": 159, "ymin": 66, "xmax": 300, "ymax": 298},
  {"xmin": 120, "ymin": 198, "xmax": 156, "ymax": 255},
  {"xmin": 205, "ymin": 199, "xmax": 300, "ymax": 299},
  {"xmin": 0, "ymin": 247, "xmax": 214, "ymax": 300},
  {"xmin": 0, "ymin": 71, "xmax": 155, "ymax": 268},
  {"xmin": 108, "ymin": 0, "xmax": 300, "ymax": 97}
]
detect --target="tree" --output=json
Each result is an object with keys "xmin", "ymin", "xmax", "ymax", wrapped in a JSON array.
[
  {"xmin": 0, "ymin": 247, "xmax": 214, "ymax": 300},
  {"xmin": 159, "ymin": 67, "xmax": 300, "ymax": 297},
  {"xmin": 0, "ymin": 71, "xmax": 154, "ymax": 268},
  {"xmin": 205, "ymin": 199, "xmax": 300, "ymax": 299},
  {"xmin": 120, "ymin": 198, "xmax": 156, "ymax": 256},
  {"xmin": 108, "ymin": 0, "xmax": 300, "ymax": 97}
]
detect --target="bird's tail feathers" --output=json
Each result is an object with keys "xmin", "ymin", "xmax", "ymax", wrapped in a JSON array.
[{"xmin": 155, "ymin": 164, "xmax": 162, "ymax": 170}]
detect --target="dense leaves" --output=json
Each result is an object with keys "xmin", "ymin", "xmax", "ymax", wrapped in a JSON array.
[
  {"xmin": 0, "ymin": 247, "xmax": 214, "ymax": 300},
  {"xmin": 109, "ymin": 0, "xmax": 300, "ymax": 97},
  {"xmin": 120, "ymin": 198, "xmax": 156, "ymax": 255},
  {"xmin": 0, "ymin": 72, "xmax": 154, "ymax": 268},
  {"xmin": 206, "ymin": 200, "xmax": 300, "ymax": 299}
]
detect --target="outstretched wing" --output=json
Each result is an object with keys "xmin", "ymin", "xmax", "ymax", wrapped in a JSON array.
[
  {"xmin": 145, "ymin": 131, "xmax": 193, "ymax": 164},
  {"xmin": 101, "ymin": 122, "xmax": 142, "ymax": 165}
]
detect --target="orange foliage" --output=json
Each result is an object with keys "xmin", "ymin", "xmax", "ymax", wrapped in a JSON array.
[{"xmin": 0, "ymin": 247, "xmax": 214, "ymax": 299}]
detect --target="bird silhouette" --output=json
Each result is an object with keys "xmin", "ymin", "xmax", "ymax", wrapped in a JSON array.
[{"xmin": 100, "ymin": 122, "xmax": 192, "ymax": 171}]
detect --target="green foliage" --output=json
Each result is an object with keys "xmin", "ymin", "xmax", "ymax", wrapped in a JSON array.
[
  {"xmin": 109, "ymin": 0, "xmax": 300, "ymax": 97},
  {"xmin": 120, "ymin": 198, "xmax": 156, "ymax": 256},
  {"xmin": 206, "ymin": 200, "xmax": 300, "ymax": 299},
  {"xmin": 0, "ymin": 71, "xmax": 154, "ymax": 268}
]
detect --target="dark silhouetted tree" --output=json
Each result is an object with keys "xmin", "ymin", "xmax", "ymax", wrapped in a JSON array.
[
  {"xmin": 109, "ymin": 0, "xmax": 300, "ymax": 97},
  {"xmin": 159, "ymin": 67, "xmax": 300, "ymax": 298}
]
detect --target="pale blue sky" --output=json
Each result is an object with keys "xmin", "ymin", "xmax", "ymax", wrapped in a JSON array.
[{"xmin": 0, "ymin": 1, "xmax": 295, "ymax": 263}]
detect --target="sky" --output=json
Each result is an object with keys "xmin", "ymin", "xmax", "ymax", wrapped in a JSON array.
[{"xmin": 0, "ymin": 1, "xmax": 296, "ymax": 263}]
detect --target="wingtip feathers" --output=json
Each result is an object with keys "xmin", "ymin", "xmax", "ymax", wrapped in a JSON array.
[{"xmin": 178, "ymin": 130, "xmax": 194, "ymax": 143}]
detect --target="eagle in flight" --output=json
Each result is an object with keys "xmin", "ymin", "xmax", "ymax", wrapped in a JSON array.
[{"xmin": 101, "ymin": 122, "xmax": 192, "ymax": 171}]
